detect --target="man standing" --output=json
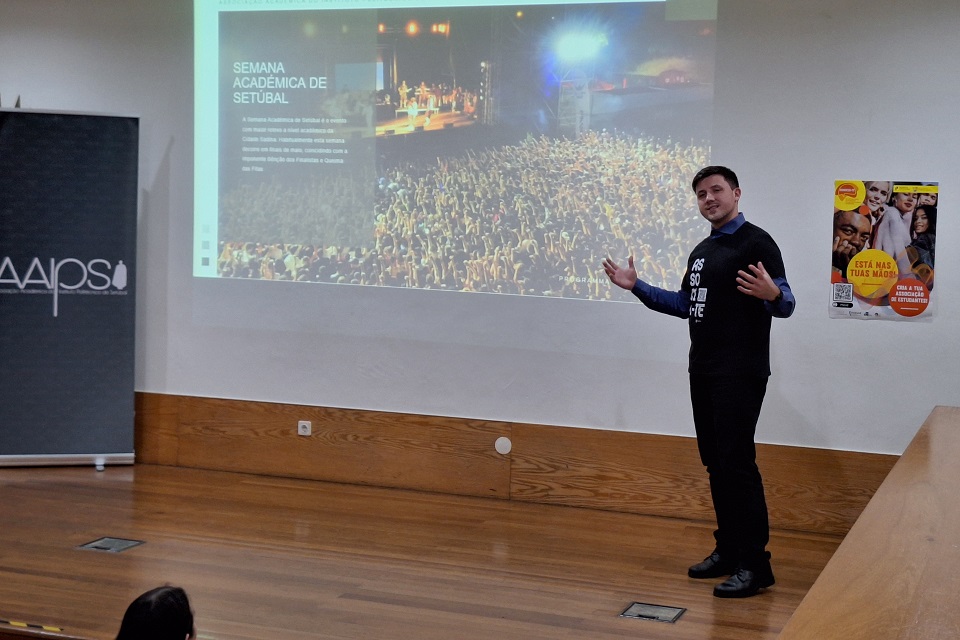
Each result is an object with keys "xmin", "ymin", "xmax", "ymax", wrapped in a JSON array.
[{"xmin": 602, "ymin": 166, "xmax": 795, "ymax": 598}]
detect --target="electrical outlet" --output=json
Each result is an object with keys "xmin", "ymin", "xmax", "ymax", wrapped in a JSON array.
[{"xmin": 297, "ymin": 420, "xmax": 312, "ymax": 436}]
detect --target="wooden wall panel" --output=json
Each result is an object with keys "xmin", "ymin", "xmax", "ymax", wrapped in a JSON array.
[
  {"xmin": 168, "ymin": 395, "xmax": 512, "ymax": 498},
  {"xmin": 510, "ymin": 424, "xmax": 713, "ymax": 520},
  {"xmin": 760, "ymin": 443, "xmax": 896, "ymax": 536},
  {"xmin": 133, "ymin": 392, "xmax": 180, "ymax": 465},
  {"xmin": 509, "ymin": 424, "xmax": 897, "ymax": 536},
  {"xmin": 134, "ymin": 392, "xmax": 897, "ymax": 536}
]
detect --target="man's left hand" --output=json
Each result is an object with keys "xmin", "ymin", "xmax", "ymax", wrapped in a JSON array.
[{"xmin": 736, "ymin": 261, "xmax": 780, "ymax": 302}]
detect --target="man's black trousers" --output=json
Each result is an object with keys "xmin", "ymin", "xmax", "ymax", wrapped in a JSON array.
[{"xmin": 689, "ymin": 372, "xmax": 770, "ymax": 568}]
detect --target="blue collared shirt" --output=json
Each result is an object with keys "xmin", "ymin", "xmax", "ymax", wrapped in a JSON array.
[{"xmin": 631, "ymin": 213, "xmax": 795, "ymax": 319}]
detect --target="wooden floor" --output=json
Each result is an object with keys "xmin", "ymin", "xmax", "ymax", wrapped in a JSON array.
[{"xmin": 0, "ymin": 464, "xmax": 843, "ymax": 640}]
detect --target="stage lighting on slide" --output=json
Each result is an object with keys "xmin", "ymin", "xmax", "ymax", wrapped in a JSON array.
[{"xmin": 554, "ymin": 31, "xmax": 607, "ymax": 64}]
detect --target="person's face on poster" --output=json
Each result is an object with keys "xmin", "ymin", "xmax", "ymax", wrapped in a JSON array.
[
  {"xmin": 864, "ymin": 181, "xmax": 891, "ymax": 212},
  {"xmin": 893, "ymin": 191, "xmax": 917, "ymax": 215},
  {"xmin": 834, "ymin": 210, "xmax": 871, "ymax": 255},
  {"xmin": 914, "ymin": 209, "xmax": 930, "ymax": 234}
]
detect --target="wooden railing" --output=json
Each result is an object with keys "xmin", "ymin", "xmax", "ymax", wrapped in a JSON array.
[{"xmin": 779, "ymin": 405, "xmax": 960, "ymax": 639}]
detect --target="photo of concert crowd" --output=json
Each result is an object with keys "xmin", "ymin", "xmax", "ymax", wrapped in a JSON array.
[{"xmin": 216, "ymin": 2, "xmax": 717, "ymax": 300}]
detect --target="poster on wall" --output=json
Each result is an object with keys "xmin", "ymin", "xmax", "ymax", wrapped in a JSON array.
[{"xmin": 830, "ymin": 180, "xmax": 938, "ymax": 321}]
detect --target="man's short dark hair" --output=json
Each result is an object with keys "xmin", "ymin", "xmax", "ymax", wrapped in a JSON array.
[{"xmin": 692, "ymin": 166, "xmax": 739, "ymax": 193}]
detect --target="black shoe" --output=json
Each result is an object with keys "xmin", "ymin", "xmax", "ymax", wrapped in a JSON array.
[
  {"xmin": 688, "ymin": 551, "xmax": 738, "ymax": 579},
  {"xmin": 712, "ymin": 566, "xmax": 775, "ymax": 598}
]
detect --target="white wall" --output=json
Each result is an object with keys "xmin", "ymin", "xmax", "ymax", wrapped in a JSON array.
[
  {"xmin": 711, "ymin": 0, "xmax": 960, "ymax": 452},
  {"xmin": 2, "ymin": 0, "xmax": 957, "ymax": 456}
]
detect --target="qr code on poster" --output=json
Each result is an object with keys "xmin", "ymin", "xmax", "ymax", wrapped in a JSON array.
[{"xmin": 832, "ymin": 282, "xmax": 853, "ymax": 303}]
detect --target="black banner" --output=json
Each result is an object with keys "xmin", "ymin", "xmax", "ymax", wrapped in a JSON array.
[{"xmin": 0, "ymin": 110, "xmax": 138, "ymax": 465}]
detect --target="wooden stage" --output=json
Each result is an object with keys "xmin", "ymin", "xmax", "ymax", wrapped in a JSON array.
[
  {"xmin": 375, "ymin": 109, "xmax": 475, "ymax": 136},
  {"xmin": 3, "ymin": 405, "xmax": 958, "ymax": 639}
]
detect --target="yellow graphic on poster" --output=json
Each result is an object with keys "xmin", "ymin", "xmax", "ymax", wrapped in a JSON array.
[
  {"xmin": 834, "ymin": 181, "xmax": 865, "ymax": 211},
  {"xmin": 830, "ymin": 180, "xmax": 938, "ymax": 320}
]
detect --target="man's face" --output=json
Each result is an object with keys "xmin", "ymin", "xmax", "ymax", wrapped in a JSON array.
[
  {"xmin": 695, "ymin": 174, "xmax": 740, "ymax": 228},
  {"xmin": 835, "ymin": 210, "xmax": 872, "ymax": 252}
]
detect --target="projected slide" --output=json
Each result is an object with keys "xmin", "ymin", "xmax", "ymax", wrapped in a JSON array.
[{"xmin": 195, "ymin": 0, "xmax": 716, "ymax": 299}]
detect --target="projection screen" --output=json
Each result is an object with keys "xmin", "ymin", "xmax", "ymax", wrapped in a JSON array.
[{"xmin": 195, "ymin": 0, "xmax": 716, "ymax": 310}]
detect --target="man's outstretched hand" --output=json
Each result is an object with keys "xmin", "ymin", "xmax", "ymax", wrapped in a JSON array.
[{"xmin": 603, "ymin": 256, "xmax": 638, "ymax": 290}]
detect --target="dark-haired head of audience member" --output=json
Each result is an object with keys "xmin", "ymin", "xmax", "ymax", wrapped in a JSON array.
[{"xmin": 116, "ymin": 585, "xmax": 196, "ymax": 640}]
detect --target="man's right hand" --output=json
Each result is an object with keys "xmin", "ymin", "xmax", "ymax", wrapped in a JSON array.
[{"xmin": 602, "ymin": 256, "xmax": 638, "ymax": 290}]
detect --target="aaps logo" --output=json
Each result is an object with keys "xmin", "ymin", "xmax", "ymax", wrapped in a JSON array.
[{"xmin": 0, "ymin": 256, "xmax": 129, "ymax": 317}]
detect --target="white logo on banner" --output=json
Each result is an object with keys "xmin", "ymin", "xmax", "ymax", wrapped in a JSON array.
[{"xmin": 0, "ymin": 256, "xmax": 129, "ymax": 317}]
